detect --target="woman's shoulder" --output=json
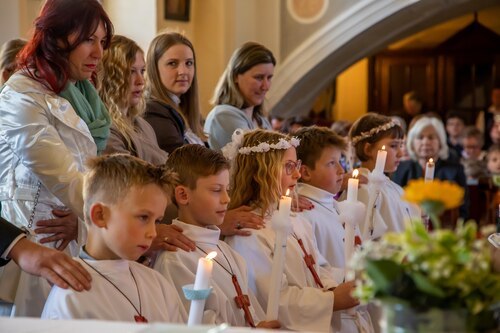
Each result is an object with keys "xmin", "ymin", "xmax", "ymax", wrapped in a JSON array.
[
  {"xmin": 2, "ymin": 72, "xmax": 53, "ymax": 96},
  {"xmin": 145, "ymin": 99, "xmax": 177, "ymax": 116},
  {"xmin": 207, "ymin": 104, "xmax": 243, "ymax": 118}
]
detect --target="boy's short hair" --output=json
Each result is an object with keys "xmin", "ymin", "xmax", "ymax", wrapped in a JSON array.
[
  {"xmin": 83, "ymin": 154, "xmax": 177, "ymax": 224},
  {"xmin": 487, "ymin": 144, "xmax": 500, "ymax": 160},
  {"xmin": 166, "ymin": 145, "xmax": 230, "ymax": 205},
  {"xmin": 295, "ymin": 126, "xmax": 347, "ymax": 168}
]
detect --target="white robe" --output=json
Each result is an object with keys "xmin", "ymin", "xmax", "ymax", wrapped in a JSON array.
[
  {"xmin": 154, "ymin": 219, "xmax": 264, "ymax": 327},
  {"xmin": 340, "ymin": 168, "xmax": 421, "ymax": 240},
  {"xmin": 297, "ymin": 183, "xmax": 346, "ymax": 269},
  {"xmin": 41, "ymin": 259, "xmax": 186, "ymax": 323},
  {"xmin": 226, "ymin": 211, "xmax": 372, "ymax": 333}
]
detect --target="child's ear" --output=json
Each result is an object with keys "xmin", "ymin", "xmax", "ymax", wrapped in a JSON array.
[
  {"xmin": 175, "ymin": 185, "xmax": 190, "ymax": 206},
  {"xmin": 300, "ymin": 164, "xmax": 312, "ymax": 181},
  {"xmin": 362, "ymin": 142, "xmax": 374, "ymax": 159},
  {"xmin": 89, "ymin": 202, "xmax": 108, "ymax": 228}
]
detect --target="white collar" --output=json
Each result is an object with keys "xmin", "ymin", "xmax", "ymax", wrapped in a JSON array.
[{"xmin": 172, "ymin": 219, "xmax": 221, "ymax": 247}]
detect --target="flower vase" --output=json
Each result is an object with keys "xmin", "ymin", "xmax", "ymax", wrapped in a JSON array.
[{"xmin": 380, "ymin": 301, "xmax": 468, "ymax": 333}]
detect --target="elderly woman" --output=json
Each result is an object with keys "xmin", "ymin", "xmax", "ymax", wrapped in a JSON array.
[
  {"xmin": 0, "ymin": 0, "xmax": 112, "ymax": 316},
  {"xmin": 0, "ymin": 39, "xmax": 27, "ymax": 85},
  {"xmin": 392, "ymin": 115, "xmax": 469, "ymax": 219},
  {"xmin": 204, "ymin": 42, "xmax": 275, "ymax": 151}
]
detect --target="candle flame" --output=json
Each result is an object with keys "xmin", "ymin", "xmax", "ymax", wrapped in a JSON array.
[
  {"xmin": 381, "ymin": 145, "xmax": 386, "ymax": 150},
  {"xmin": 352, "ymin": 169, "xmax": 359, "ymax": 178},
  {"xmin": 206, "ymin": 251, "xmax": 217, "ymax": 260},
  {"xmin": 285, "ymin": 189, "xmax": 290, "ymax": 196},
  {"xmin": 428, "ymin": 158, "xmax": 434, "ymax": 164}
]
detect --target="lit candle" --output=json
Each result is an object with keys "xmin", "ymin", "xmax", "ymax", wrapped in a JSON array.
[
  {"xmin": 266, "ymin": 189, "xmax": 291, "ymax": 321},
  {"xmin": 188, "ymin": 251, "xmax": 217, "ymax": 326},
  {"xmin": 373, "ymin": 145, "xmax": 387, "ymax": 175},
  {"xmin": 424, "ymin": 158, "xmax": 435, "ymax": 182},
  {"xmin": 347, "ymin": 169, "xmax": 359, "ymax": 203}
]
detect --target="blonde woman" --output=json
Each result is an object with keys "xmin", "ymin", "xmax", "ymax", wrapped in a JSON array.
[
  {"xmin": 99, "ymin": 35, "xmax": 167, "ymax": 165},
  {"xmin": 204, "ymin": 42, "xmax": 275, "ymax": 151},
  {"xmin": 145, "ymin": 32, "xmax": 205, "ymax": 154}
]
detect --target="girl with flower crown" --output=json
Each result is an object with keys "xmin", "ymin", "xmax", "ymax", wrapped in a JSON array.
[
  {"xmin": 344, "ymin": 113, "xmax": 421, "ymax": 240},
  {"xmin": 223, "ymin": 128, "xmax": 373, "ymax": 333}
]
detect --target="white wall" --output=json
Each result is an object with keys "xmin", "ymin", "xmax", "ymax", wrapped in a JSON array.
[
  {"xmin": 103, "ymin": 0, "xmax": 157, "ymax": 52},
  {"xmin": 0, "ymin": 0, "xmax": 20, "ymax": 46}
]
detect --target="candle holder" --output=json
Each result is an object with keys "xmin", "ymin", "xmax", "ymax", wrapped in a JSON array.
[{"xmin": 182, "ymin": 284, "xmax": 213, "ymax": 326}]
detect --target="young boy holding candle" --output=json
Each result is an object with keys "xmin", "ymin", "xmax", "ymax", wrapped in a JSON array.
[
  {"xmin": 347, "ymin": 113, "xmax": 420, "ymax": 240},
  {"xmin": 154, "ymin": 144, "xmax": 280, "ymax": 329},
  {"xmin": 294, "ymin": 126, "xmax": 374, "ymax": 333},
  {"xmin": 42, "ymin": 154, "xmax": 187, "ymax": 323},
  {"xmin": 224, "ymin": 129, "xmax": 372, "ymax": 333}
]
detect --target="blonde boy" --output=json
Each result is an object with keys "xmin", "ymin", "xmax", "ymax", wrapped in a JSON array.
[
  {"xmin": 154, "ymin": 145, "xmax": 279, "ymax": 329},
  {"xmin": 42, "ymin": 154, "xmax": 186, "ymax": 323}
]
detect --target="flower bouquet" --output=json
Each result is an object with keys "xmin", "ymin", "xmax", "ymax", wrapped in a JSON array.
[{"xmin": 352, "ymin": 180, "xmax": 500, "ymax": 332}]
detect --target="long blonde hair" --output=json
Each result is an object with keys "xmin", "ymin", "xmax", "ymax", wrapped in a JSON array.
[
  {"xmin": 98, "ymin": 35, "xmax": 145, "ymax": 149},
  {"xmin": 146, "ymin": 31, "xmax": 205, "ymax": 139},
  {"xmin": 229, "ymin": 129, "xmax": 289, "ymax": 216}
]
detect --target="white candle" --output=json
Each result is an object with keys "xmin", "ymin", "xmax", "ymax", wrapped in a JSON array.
[
  {"xmin": 347, "ymin": 169, "xmax": 359, "ymax": 203},
  {"xmin": 266, "ymin": 190, "xmax": 291, "ymax": 321},
  {"xmin": 188, "ymin": 251, "xmax": 217, "ymax": 326},
  {"xmin": 373, "ymin": 145, "xmax": 387, "ymax": 175},
  {"xmin": 424, "ymin": 158, "xmax": 435, "ymax": 182}
]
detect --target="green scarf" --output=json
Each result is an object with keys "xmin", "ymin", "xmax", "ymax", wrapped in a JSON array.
[{"xmin": 59, "ymin": 80, "xmax": 111, "ymax": 154}]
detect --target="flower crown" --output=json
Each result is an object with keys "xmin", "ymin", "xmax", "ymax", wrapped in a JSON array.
[
  {"xmin": 351, "ymin": 120, "xmax": 398, "ymax": 145},
  {"xmin": 222, "ymin": 129, "xmax": 300, "ymax": 160}
]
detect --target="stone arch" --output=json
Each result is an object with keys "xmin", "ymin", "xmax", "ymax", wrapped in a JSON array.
[{"xmin": 269, "ymin": 0, "xmax": 500, "ymax": 118}]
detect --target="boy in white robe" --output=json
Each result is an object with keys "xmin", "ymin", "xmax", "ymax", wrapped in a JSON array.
[
  {"xmin": 223, "ymin": 128, "xmax": 370, "ymax": 333},
  {"xmin": 154, "ymin": 145, "xmax": 280, "ymax": 329},
  {"xmin": 295, "ymin": 126, "xmax": 350, "ymax": 269},
  {"xmin": 294, "ymin": 126, "xmax": 374, "ymax": 332},
  {"xmin": 42, "ymin": 154, "xmax": 186, "ymax": 323}
]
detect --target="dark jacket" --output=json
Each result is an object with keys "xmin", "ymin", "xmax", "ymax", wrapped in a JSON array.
[
  {"xmin": 144, "ymin": 100, "xmax": 186, "ymax": 154},
  {"xmin": 1, "ymin": 217, "xmax": 24, "ymax": 267},
  {"xmin": 392, "ymin": 158, "xmax": 469, "ymax": 219}
]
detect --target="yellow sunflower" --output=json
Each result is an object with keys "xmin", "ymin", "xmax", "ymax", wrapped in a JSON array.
[{"xmin": 402, "ymin": 179, "xmax": 464, "ymax": 210}]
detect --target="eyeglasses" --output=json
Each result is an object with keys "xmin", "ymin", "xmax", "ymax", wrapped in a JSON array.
[{"xmin": 284, "ymin": 160, "xmax": 301, "ymax": 175}]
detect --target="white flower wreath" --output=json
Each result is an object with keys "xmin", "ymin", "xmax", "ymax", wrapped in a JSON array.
[{"xmin": 221, "ymin": 129, "xmax": 300, "ymax": 160}]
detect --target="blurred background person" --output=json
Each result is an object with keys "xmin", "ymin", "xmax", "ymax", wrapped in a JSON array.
[
  {"xmin": 445, "ymin": 111, "xmax": 466, "ymax": 159},
  {"xmin": 0, "ymin": 39, "xmax": 26, "ymax": 85}
]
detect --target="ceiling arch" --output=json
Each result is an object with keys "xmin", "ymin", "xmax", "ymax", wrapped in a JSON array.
[{"xmin": 269, "ymin": 0, "xmax": 500, "ymax": 119}]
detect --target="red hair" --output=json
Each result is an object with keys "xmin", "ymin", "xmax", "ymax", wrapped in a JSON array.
[{"xmin": 18, "ymin": 0, "xmax": 113, "ymax": 93}]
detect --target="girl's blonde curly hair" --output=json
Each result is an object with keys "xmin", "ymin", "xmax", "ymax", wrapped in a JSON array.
[{"xmin": 229, "ymin": 129, "xmax": 292, "ymax": 217}]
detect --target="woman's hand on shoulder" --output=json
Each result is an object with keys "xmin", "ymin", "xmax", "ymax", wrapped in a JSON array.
[
  {"xmin": 148, "ymin": 224, "xmax": 196, "ymax": 253},
  {"xmin": 220, "ymin": 205, "xmax": 265, "ymax": 236}
]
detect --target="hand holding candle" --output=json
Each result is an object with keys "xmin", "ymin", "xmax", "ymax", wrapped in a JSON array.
[
  {"xmin": 373, "ymin": 145, "xmax": 387, "ymax": 175},
  {"xmin": 424, "ymin": 158, "xmax": 435, "ymax": 182},
  {"xmin": 187, "ymin": 251, "xmax": 217, "ymax": 326},
  {"xmin": 266, "ymin": 190, "xmax": 292, "ymax": 321}
]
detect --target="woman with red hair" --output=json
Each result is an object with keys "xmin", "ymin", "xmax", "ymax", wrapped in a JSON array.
[{"xmin": 0, "ymin": 0, "xmax": 113, "ymax": 316}]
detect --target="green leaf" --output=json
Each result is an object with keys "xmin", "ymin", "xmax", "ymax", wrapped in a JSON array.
[
  {"xmin": 410, "ymin": 271, "xmax": 446, "ymax": 298},
  {"xmin": 365, "ymin": 259, "xmax": 404, "ymax": 294}
]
